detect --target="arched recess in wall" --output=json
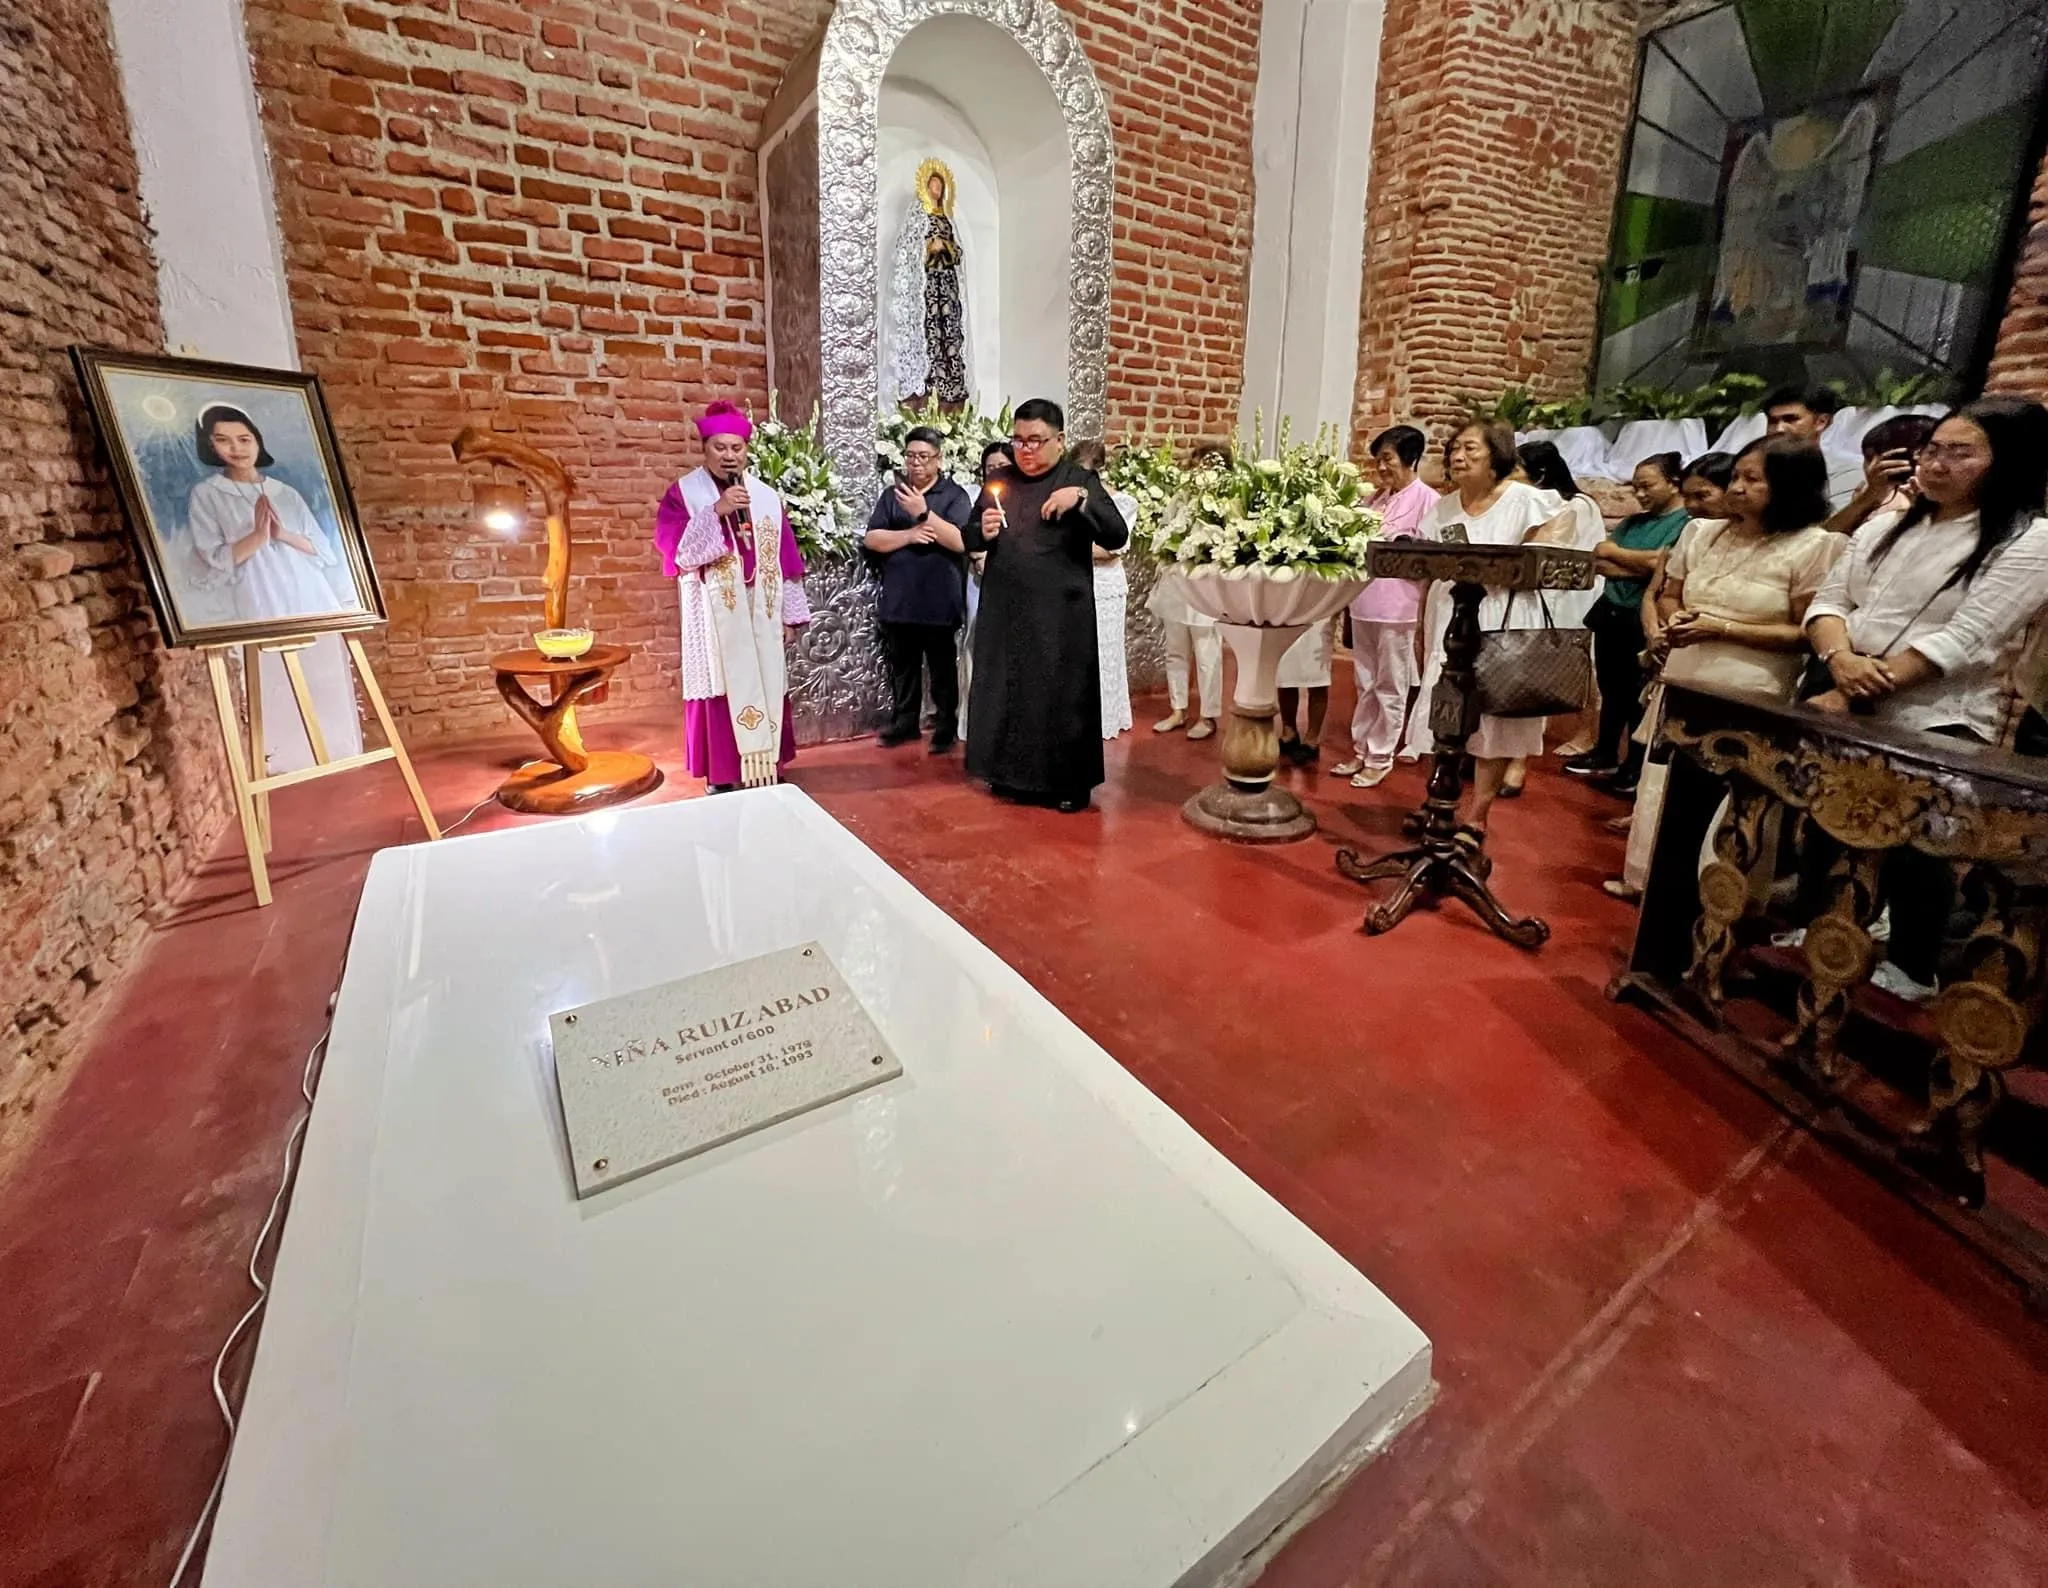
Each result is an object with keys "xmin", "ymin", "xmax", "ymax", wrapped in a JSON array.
[{"xmin": 761, "ymin": 0, "xmax": 1115, "ymax": 503}]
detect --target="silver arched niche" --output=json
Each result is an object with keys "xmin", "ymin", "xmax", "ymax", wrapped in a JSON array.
[
  {"xmin": 815, "ymin": 0, "xmax": 1115, "ymax": 501},
  {"xmin": 770, "ymin": 0, "xmax": 1121, "ymax": 745}
]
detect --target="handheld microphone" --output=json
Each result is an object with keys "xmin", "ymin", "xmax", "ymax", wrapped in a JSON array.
[{"xmin": 715, "ymin": 472, "xmax": 752, "ymax": 536}]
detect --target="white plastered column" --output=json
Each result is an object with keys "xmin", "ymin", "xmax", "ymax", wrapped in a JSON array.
[
  {"xmin": 1240, "ymin": 0, "xmax": 1386, "ymax": 440},
  {"xmin": 105, "ymin": 0, "xmax": 364, "ymax": 769}
]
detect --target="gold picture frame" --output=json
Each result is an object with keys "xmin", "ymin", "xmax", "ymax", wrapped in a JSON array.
[{"xmin": 70, "ymin": 347, "xmax": 385, "ymax": 649}]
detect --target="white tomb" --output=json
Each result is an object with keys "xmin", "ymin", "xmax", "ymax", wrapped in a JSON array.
[{"xmin": 202, "ymin": 789, "xmax": 1431, "ymax": 1587}]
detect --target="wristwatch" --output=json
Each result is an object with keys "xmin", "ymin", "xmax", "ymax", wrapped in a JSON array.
[{"xmin": 914, "ymin": 509, "xmax": 930, "ymax": 525}]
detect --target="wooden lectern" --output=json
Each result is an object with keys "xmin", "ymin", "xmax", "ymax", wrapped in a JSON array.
[{"xmin": 1335, "ymin": 538, "xmax": 1595, "ymax": 948}]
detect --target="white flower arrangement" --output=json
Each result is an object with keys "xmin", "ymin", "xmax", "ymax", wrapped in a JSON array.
[
  {"xmin": 1104, "ymin": 441, "xmax": 1186, "ymax": 537},
  {"xmin": 876, "ymin": 396, "xmax": 1015, "ymax": 487},
  {"xmin": 750, "ymin": 398, "xmax": 858, "ymax": 562},
  {"xmin": 1147, "ymin": 418, "xmax": 1379, "ymax": 580}
]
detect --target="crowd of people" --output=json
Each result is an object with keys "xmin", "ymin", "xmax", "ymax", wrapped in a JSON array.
[
  {"xmin": 655, "ymin": 385, "xmax": 2048, "ymax": 994},
  {"xmin": 1416, "ymin": 386, "xmax": 2048, "ymax": 1002}
]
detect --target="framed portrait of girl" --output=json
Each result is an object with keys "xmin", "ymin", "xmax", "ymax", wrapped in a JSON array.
[{"xmin": 70, "ymin": 349, "xmax": 385, "ymax": 648}]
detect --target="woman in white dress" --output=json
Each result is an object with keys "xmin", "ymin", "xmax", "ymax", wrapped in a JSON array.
[
  {"xmin": 185, "ymin": 405, "xmax": 354, "ymax": 624},
  {"xmin": 1405, "ymin": 420, "xmax": 1566, "ymax": 844},
  {"xmin": 1072, "ymin": 441, "xmax": 1133, "ymax": 739}
]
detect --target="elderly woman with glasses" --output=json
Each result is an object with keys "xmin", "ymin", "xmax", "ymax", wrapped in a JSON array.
[{"xmin": 961, "ymin": 398, "xmax": 1130, "ymax": 812}]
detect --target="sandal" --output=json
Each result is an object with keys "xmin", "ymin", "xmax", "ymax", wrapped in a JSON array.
[
  {"xmin": 1330, "ymin": 759, "xmax": 1364, "ymax": 778},
  {"xmin": 1601, "ymin": 879, "xmax": 1641, "ymax": 902}
]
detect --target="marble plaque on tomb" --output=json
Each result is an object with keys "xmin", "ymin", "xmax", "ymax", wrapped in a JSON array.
[{"xmin": 549, "ymin": 943, "xmax": 902, "ymax": 1197}]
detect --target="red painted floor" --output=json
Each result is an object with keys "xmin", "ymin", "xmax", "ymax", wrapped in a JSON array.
[{"xmin": 5, "ymin": 683, "xmax": 2048, "ymax": 1587}]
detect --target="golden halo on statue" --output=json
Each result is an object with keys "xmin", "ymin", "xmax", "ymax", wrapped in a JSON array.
[{"xmin": 915, "ymin": 157, "xmax": 956, "ymax": 216}]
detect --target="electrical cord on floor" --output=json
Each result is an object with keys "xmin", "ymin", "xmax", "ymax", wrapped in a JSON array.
[
  {"xmin": 438, "ymin": 789, "xmax": 502, "ymax": 837},
  {"xmin": 166, "ymin": 1012, "xmax": 332, "ymax": 1588}
]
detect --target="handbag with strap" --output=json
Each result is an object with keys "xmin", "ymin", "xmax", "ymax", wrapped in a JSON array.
[
  {"xmin": 1473, "ymin": 587, "xmax": 1592, "ymax": 719},
  {"xmin": 1796, "ymin": 543, "xmax": 1969, "ymax": 704}
]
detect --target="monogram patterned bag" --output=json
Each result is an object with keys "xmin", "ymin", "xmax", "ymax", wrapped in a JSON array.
[{"xmin": 1473, "ymin": 588, "xmax": 1592, "ymax": 719}]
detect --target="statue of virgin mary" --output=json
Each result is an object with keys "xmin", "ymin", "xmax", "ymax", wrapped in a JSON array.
[{"xmin": 884, "ymin": 158, "xmax": 974, "ymax": 408}]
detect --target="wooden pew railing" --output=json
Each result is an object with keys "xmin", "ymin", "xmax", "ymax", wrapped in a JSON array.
[{"xmin": 1612, "ymin": 685, "xmax": 2048, "ymax": 1303}]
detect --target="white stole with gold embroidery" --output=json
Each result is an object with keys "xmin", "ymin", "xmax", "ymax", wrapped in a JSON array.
[{"xmin": 677, "ymin": 469, "xmax": 787, "ymax": 786}]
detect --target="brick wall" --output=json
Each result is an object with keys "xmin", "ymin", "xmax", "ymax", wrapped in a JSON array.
[
  {"xmin": 1070, "ymin": 2, "xmax": 1260, "ymax": 442},
  {"xmin": 0, "ymin": 0, "xmax": 231, "ymax": 1149},
  {"xmin": 240, "ymin": 0, "xmax": 1261, "ymax": 741},
  {"xmin": 1986, "ymin": 148, "xmax": 2048, "ymax": 399},
  {"xmin": 1352, "ymin": 0, "xmax": 1642, "ymax": 444}
]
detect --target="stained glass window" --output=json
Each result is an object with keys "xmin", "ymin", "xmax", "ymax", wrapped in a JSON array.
[{"xmin": 1594, "ymin": 1, "xmax": 2048, "ymax": 397}]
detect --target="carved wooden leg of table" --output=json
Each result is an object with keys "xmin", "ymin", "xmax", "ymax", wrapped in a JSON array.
[
  {"xmin": 1909, "ymin": 867, "xmax": 2043, "ymax": 1204},
  {"xmin": 1334, "ymin": 581, "xmax": 1550, "ymax": 950},
  {"xmin": 1687, "ymin": 785, "xmax": 1775, "ymax": 1010},
  {"xmin": 493, "ymin": 665, "xmax": 663, "ymax": 815},
  {"xmin": 1781, "ymin": 845, "xmax": 1883, "ymax": 1091}
]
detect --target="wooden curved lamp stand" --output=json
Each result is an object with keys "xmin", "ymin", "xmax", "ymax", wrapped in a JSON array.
[{"xmin": 453, "ymin": 428, "xmax": 663, "ymax": 815}]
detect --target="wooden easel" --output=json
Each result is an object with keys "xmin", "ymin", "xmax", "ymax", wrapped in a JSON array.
[{"xmin": 203, "ymin": 633, "xmax": 441, "ymax": 907}]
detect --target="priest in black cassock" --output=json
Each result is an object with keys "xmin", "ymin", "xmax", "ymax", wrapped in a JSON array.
[{"xmin": 962, "ymin": 398, "xmax": 1129, "ymax": 812}]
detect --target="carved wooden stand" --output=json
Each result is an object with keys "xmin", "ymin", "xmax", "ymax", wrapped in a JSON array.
[
  {"xmin": 1335, "ymin": 540, "xmax": 1593, "ymax": 949},
  {"xmin": 490, "ymin": 646, "xmax": 664, "ymax": 815}
]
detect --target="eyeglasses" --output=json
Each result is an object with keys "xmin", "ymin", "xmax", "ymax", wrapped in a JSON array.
[
  {"xmin": 1918, "ymin": 442, "xmax": 1987, "ymax": 464},
  {"xmin": 1010, "ymin": 433, "xmax": 1056, "ymax": 451},
  {"xmin": 903, "ymin": 449, "xmax": 942, "ymax": 463}
]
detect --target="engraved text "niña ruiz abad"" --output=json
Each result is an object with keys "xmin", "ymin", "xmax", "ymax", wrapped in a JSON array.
[{"xmin": 587, "ymin": 987, "xmax": 834, "ymax": 1069}]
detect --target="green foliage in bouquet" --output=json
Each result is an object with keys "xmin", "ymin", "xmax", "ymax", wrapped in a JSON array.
[
  {"xmin": 1595, "ymin": 372, "xmax": 1767, "ymax": 428},
  {"xmin": 1147, "ymin": 418, "xmax": 1380, "ymax": 581},
  {"xmin": 1529, "ymin": 393, "xmax": 1595, "ymax": 430},
  {"xmin": 1456, "ymin": 385, "xmax": 1591, "ymax": 431},
  {"xmin": 1599, "ymin": 381, "xmax": 1698, "ymax": 420},
  {"xmin": 1456, "ymin": 385, "xmax": 1541, "ymax": 428},
  {"xmin": 1826, "ymin": 366, "xmax": 1956, "ymax": 408},
  {"xmin": 1104, "ymin": 441, "xmax": 1186, "ymax": 536},
  {"xmin": 875, "ymin": 396, "xmax": 1015, "ymax": 486},
  {"xmin": 1685, "ymin": 371, "xmax": 1769, "ymax": 432},
  {"xmin": 1463, "ymin": 367, "xmax": 1954, "ymax": 445},
  {"xmin": 750, "ymin": 399, "xmax": 857, "ymax": 562}
]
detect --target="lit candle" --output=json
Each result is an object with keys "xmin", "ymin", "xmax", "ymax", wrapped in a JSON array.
[{"xmin": 989, "ymin": 481, "xmax": 1007, "ymax": 529}]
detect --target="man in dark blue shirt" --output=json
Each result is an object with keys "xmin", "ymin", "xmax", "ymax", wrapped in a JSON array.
[{"xmin": 866, "ymin": 426, "xmax": 972, "ymax": 751}]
